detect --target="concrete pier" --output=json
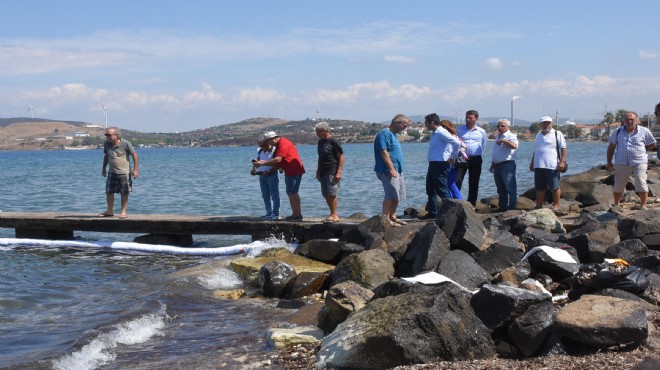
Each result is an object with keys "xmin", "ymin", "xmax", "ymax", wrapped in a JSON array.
[{"xmin": 0, "ymin": 212, "xmax": 359, "ymax": 246}]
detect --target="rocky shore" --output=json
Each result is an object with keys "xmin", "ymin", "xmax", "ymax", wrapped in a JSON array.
[{"xmin": 214, "ymin": 160, "xmax": 660, "ymax": 370}]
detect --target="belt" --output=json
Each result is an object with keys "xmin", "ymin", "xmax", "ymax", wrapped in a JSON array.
[{"xmin": 492, "ymin": 160, "xmax": 513, "ymax": 166}]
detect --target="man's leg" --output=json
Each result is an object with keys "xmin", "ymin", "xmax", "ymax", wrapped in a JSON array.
[
  {"xmin": 325, "ymin": 195, "xmax": 339, "ymax": 220},
  {"xmin": 638, "ymin": 192, "xmax": 649, "ymax": 208},
  {"xmin": 106, "ymin": 193, "xmax": 115, "ymax": 214},
  {"xmin": 383, "ymin": 199, "xmax": 399, "ymax": 221},
  {"xmin": 493, "ymin": 167, "xmax": 506, "ymax": 209},
  {"xmin": 467, "ymin": 156, "xmax": 482, "ymax": 206},
  {"xmin": 535, "ymin": 190, "xmax": 545, "ymax": 209},
  {"xmin": 502, "ymin": 161, "xmax": 517, "ymax": 210},
  {"xmin": 288, "ymin": 193, "xmax": 302, "ymax": 217},
  {"xmin": 120, "ymin": 193, "xmax": 129, "ymax": 217},
  {"xmin": 424, "ymin": 164, "xmax": 438, "ymax": 216},
  {"xmin": 551, "ymin": 188, "xmax": 561, "ymax": 208},
  {"xmin": 613, "ymin": 192, "xmax": 622, "ymax": 206}
]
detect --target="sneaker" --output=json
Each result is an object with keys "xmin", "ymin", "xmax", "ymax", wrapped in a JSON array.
[
  {"xmin": 270, "ymin": 215, "xmax": 282, "ymax": 220},
  {"xmin": 418, "ymin": 213, "xmax": 436, "ymax": 220},
  {"xmin": 284, "ymin": 215, "xmax": 303, "ymax": 221},
  {"xmin": 261, "ymin": 211, "xmax": 274, "ymax": 218}
]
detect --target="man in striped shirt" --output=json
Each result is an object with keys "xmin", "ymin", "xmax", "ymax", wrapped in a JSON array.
[{"xmin": 606, "ymin": 111, "xmax": 657, "ymax": 210}]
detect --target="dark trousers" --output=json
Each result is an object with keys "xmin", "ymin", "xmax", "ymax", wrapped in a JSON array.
[
  {"xmin": 455, "ymin": 155, "xmax": 482, "ymax": 206},
  {"xmin": 425, "ymin": 161, "xmax": 451, "ymax": 216}
]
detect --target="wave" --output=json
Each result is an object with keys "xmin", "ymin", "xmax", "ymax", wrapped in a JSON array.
[{"xmin": 51, "ymin": 305, "xmax": 168, "ymax": 370}]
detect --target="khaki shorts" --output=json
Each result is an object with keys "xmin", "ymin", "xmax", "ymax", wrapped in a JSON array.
[{"xmin": 613, "ymin": 163, "xmax": 648, "ymax": 193}]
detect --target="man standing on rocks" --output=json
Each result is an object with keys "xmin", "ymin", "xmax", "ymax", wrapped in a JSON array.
[
  {"xmin": 374, "ymin": 114, "xmax": 410, "ymax": 226},
  {"xmin": 606, "ymin": 111, "xmax": 657, "ymax": 211},
  {"xmin": 456, "ymin": 110, "xmax": 488, "ymax": 207},
  {"xmin": 99, "ymin": 127, "xmax": 139, "ymax": 219},
  {"xmin": 315, "ymin": 121, "xmax": 344, "ymax": 223},
  {"xmin": 529, "ymin": 116, "xmax": 566, "ymax": 212},
  {"xmin": 490, "ymin": 119, "xmax": 519, "ymax": 212},
  {"xmin": 256, "ymin": 131, "xmax": 306, "ymax": 221},
  {"xmin": 421, "ymin": 114, "xmax": 461, "ymax": 219}
]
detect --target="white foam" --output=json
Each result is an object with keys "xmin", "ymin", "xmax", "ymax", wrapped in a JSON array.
[
  {"xmin": 198, "ymin": 268, "xmax": 243, "ymax": 290},
  {"xmin": 52, "ymin": 307, "xmax": 168, "ymax": 370}
]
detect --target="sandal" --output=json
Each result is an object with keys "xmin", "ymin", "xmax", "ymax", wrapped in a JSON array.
[{"xmin": 97, "ymin": 212, "xmax": 114, "ymax": 217}]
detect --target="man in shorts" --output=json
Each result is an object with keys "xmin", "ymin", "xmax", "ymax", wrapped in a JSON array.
[
  {"xmin": 315, "ymin": 121, "xmax": 344, "ymax": 223},
  {"xmin": 529, "ymin": 116, "xmax": 566, "ymax": 212},
  {"xmin": 100, "ymin": 127, "xmax": 139, "ymax": 219},
  {"xmin": 256, "ymin": 131, "xmax": 305, "ymax": 221},
  {"xmin": 606, "ymin": 111, "xmax": 657, "ymax": 210},
  {"xmin": 374, "ymin": 114, "xmax": 410, "ymax": 226}
]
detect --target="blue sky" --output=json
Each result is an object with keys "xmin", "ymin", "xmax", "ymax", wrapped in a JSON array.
[{"xmin": 1, "ymin": 0, "xmax": 658, "ymax": 132}]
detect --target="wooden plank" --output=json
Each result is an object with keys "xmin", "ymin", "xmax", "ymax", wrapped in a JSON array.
[{"xmin": 0, "ymin": 212, "xmax": 359, "ymax": 242}]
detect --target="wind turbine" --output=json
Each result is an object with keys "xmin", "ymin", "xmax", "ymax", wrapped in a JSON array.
[
  {"xmin": 27, "ymin": 105, "xmax": 34, "ymax": 119},
  {"xmin": 102, "ymin": 104, "xmax": 108, "ymax": 128}
]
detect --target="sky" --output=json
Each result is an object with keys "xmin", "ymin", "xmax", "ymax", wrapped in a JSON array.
[{"xmin": 1, "ymin": 0, "xmax": 659, "ymax": 132}]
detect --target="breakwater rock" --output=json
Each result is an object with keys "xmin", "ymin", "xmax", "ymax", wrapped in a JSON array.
[{"xmin": 233, "ymin": 162, "xmax": 660, "ymax": 369}]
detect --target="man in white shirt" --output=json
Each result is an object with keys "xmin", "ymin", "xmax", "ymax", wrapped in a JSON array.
[
  {"xmin": 490, "ymin": 119, "xmax": 518, "ymax": 212},
  {"xmin": 456, "ymin": 110, "xmax": 488, "ymax": 206},
  {"xmin": 606, "ymin": 111, "xmax": 657, "ymax": 210},
  {"xmin": 422, "ymin": 113, "xmax": 461, "ymax": 219},
  {"xmin": 529, "ymin": 116, "xmax": 567, "ymax": 211}
]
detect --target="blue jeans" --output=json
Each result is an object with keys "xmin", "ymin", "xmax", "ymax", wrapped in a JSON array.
[
  {"xmin": 448, "ymin": 167, "xmax": 462, "ymax": 200},
  {"xmin": 493, "ymin": 161, "xmax": 517, "ymax": 210},
  {"xmin": 259, "ymin": 172, "xmax": 280, "ymax": 215},
  {"xmin": 425, "ymin": 161, "xmax": 451, "ymax": 216}
]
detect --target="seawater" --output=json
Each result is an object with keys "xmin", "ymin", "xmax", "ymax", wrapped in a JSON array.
[{"xmin": 0, "ymin": 142, "xmax": 607, "ymax": 369}]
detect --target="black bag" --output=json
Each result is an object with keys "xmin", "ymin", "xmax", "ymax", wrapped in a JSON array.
[{"xmin": 455, "ymin": 152, "xmax": 468, "ymax": 168}]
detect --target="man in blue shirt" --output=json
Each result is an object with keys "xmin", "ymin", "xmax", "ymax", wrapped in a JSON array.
[
  {"xmin": 374, "ymin": 114, "xmax": 410, "ymax": 226},
  {"xmin": 456, "ymin": 110, "xmax": 488, "ymax": 206}
]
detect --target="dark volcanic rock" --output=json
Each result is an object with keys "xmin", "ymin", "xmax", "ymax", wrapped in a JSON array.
[
  {"xmin": 435, "ymin": 199, "xmax": 486, "ymax": 253},
  {"xmin": 317, "ymin": 284, "xmax": 495, "ymax": 369},
  {"xmin": 316, "ymin": 280, "xmax": 374, "ymax": 335},
  {"xmin": 436, "ymin": 250, "xmax": 491, "ymax": 290},
  {"xmin": 395, "ymin": 222, "xmax": 450, "ymax": 277},
  {"xmin": 329, "ymin": 248, "xmax": 395, "ymax": 289},
  {"xmin": 259, "ymin": 260, "xmax": 297, "ymax": 298}
]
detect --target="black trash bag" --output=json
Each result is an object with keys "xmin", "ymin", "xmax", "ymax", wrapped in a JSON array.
[{"xmin": 568, "ymin": 262, "xmax": 649, "ymax": 300}]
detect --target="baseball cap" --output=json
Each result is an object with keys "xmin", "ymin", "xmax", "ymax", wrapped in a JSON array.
[{"xmin": 263, "ymin": 131, "xmax": 278, "ymax": 139}]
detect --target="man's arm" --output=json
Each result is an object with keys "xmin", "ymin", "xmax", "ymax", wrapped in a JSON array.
[
  {"xmin": 379, "ymin": 149, "xmax": 398, "ymax": 178},
  {"xmin": 606, "ymin": 143, "xmax": 617, "ymax": 171},
  {"xmin": 335, "ymin": 153, "xmax": 345, "ymax": 181},
  {"xmin": 102, "ymin": 153, "xmax": 109, "ymax": 177},
  {"xmin": 256, "ymin": 156, "xmax": 282, "ymax": 167},
  {"xmin": 131, "ymin": 152, "xmax": 139, "ymax": 179}
]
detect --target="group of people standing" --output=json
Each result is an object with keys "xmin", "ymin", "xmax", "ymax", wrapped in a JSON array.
[
  {"xmin": 251, "ymin": 122, "xmax": 344, "ymax": 223},
  {"xmin": 374, "ymin": 106, "xmax": 658, "ymax": 226},
  {"xmin": 97, "ymin": 103, "xmax": 658, "ymax": 221}
]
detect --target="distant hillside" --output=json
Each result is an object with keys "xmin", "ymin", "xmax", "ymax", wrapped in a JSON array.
[{"xmin": 0, "ymin": 117, "xmax": 89, "ymax": 128}]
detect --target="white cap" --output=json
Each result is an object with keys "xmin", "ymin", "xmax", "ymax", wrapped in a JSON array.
[
  {"xmin": 540, "ymin": 116, "xmax": 553, "ymax": 123},
  {"xmin": 263, "ymin": 131, "xmax": 278, "ymax": 139}
]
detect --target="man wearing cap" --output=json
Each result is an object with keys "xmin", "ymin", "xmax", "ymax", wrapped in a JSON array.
[
  {"xmin": 529, "ymin": 116, "xmax": 567, "ymax": 211},
  {"xmin": 256, "ymin": 131, "xmax": 306, "ymax": 221},
  {"xmin": 456, "ymin": 109, "xmax": 488, "ymax": 206},
  {"xmin": 374, "ymin": 114, "xmax": 410, "ymax": 226},
  {"xmin": 490, "ymin": 119, "xmax": 518, "ymax": 212},
  {"xmin": 606, "ymin": 111, "xmax": 657, "ymax": 211}
]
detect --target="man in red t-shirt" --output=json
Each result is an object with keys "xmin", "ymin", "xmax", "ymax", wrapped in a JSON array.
[{"xmin": 256, "ymin": 131, "xmax": 306, "ymax": 221}]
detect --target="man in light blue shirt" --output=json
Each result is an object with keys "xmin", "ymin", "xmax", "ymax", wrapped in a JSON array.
[
  {"xmin": 456, "ymin": 109, "xmax": 488, "ymax": 206},
  {"xmin": 422, "ymin": 113, "xmax": 461, "ymax": 219},
  {"xmin": 606, "ymin": 111, "xmax": 657, "ymax": 210},
  {"xmin": 490, "ymin": 119, "xmax": 518, "ymax": 212}
]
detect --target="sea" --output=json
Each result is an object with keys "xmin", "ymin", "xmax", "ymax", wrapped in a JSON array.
[{"xmin": 0, "ymin": 141, "xmax": 608, "ymax": 369}]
